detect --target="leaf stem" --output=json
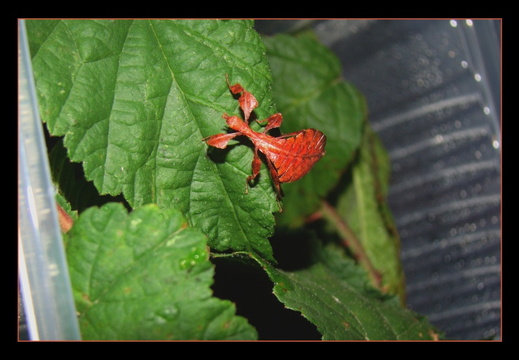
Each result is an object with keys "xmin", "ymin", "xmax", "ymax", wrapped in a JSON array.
[{"xmin": 320, "ymin": 200, "xmax": 382, "ymax": 290}]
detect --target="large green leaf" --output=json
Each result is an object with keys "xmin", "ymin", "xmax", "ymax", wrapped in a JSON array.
[
  {"xmin": 65, "ymin": 203, "xmax": 257, "ymax": 340},
  {"xmin": 27, "ymin": 19, "xmax": 277, "ymax": 260},
  {"xmin": 335, "ymin": 126, "xmax": 405, "ymax": 299},
  {"xmin": 264, "ymin": 33, "xmax": 366, "ymax": 226},
  {"xmin": 251, "ymin": 244, "xmax": 440, "ymax": 340}
]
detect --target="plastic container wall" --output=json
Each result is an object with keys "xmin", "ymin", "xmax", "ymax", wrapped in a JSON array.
[
  {"xmin": 257, "ymin": 19, "xmax": 501, "ymax": 340},
  {"xmin": 18, "ymin": 20, "xmax": 81, "ymax": 340}
]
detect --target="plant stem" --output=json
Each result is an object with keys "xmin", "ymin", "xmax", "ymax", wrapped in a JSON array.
[{"xmin": 320, "ymin": 200, "xmax": 382, "ymax": 290}]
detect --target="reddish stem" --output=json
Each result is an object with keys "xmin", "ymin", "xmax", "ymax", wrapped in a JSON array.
[{"xmin": 320, "ymin": 200, "xmax": 382, "ymax": 290}]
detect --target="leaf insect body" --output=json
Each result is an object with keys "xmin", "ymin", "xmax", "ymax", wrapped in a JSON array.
[{"xmin": 204, "ymin": 76, "xmax": 326, "ymax": 209}]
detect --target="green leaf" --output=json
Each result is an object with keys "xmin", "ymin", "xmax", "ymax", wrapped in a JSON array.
[
  {"xmin": 65, "ymin": 203, "xmax": 257, "ymax": 340},
  {"xmin": 27, "ymin": 19, "xmax": 277, "ymax": 260},
  {"xmin": 336, "ymin": 126, "xmax": 405, "ymax": 299},
  {"xmin": 264, "ymin": 33, "xmax": 366, "ymax": 226},
  {"xmin": 251, "ymin": 244, "xmax": 440, "ymax": 340}
]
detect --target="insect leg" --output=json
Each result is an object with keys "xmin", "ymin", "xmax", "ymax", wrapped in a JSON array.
[
  {"xmin": 257, "ymin": 113, "xmax": 283, "ymax": 133},
  {"xmin": 246, "ymin": 147, "xmax": 262, "ymax": 193},
  {"xmin": 265, "ymin": 157, "xmax": 284, "ymax": 211},
  {"xmin": 203, "ymin": 132, "xmax": 241, "ymax": 149},
  {"xmin": 225, "ymin": 75, "xmax": 258, "ymax": 122},
  {"xmin": 238, "ymin": 91, "xmax": 258, "ymax": 122},
  {"xmin": 225, "ymin": 74, "xmax": 245, "ymax": 94}
]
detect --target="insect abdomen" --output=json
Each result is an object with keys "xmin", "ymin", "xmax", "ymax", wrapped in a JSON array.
[{"xmin": 267, "ymin": 129, "xmax": 326, "ymax": 183}]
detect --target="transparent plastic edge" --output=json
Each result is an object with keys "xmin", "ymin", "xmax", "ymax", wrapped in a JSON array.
[{"xmin": 18, "ymin": 19, "xmax": 81, "ymax": 341}]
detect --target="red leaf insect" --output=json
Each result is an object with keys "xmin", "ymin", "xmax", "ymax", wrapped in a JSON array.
[{"xmin": 204, "ymin": 76, "xmax": 326, "ymax": 206}]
